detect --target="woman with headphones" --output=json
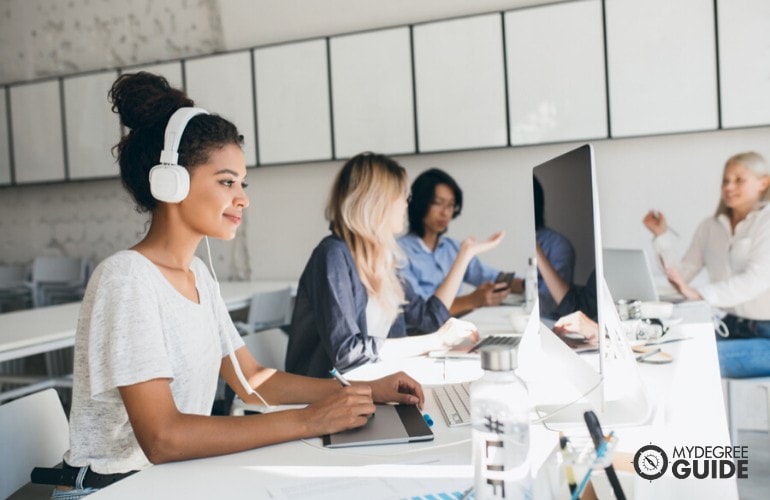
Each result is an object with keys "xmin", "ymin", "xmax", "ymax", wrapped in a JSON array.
[{"xmin": 43, "ymin": 73, "xmax": 423, "ymax": 498}]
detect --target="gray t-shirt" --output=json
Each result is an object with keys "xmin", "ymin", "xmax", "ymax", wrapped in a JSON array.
[{"xmin": 64, "ymin": 250, "xmax": 244, "ymax": 474}]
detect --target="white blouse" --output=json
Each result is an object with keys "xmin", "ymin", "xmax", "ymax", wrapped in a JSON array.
[{"xmin": 653, "ymin": 203, "xmax": 770, "ymax": 320}]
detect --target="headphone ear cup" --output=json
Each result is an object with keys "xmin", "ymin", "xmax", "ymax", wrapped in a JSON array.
[{"xmin": 149, "ymin": 164, "xmax": 190, "ymax": 203}]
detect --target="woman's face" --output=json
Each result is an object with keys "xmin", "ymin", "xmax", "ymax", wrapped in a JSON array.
[
  {"xmin": 422, "ymin": 183, "xmax": 456, "ymax": 236},
  {"xmin": 721, "ymin": 161, "xmax": 769, "ymax": 214},
  {"xmin": 180, "ymin": 143, "xmax": 249, "ymax": 241},
  {"xmin": 387, "ymin": 188, "xmax": 409, "ymax": 235}
]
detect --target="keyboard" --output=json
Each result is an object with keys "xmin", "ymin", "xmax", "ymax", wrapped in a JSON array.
[
  {"xmin": 432, "ymin": 382, "xmax": 472, "ymax": 427},
  {"xmin": 468, "ymin": 335, "xmax": 521, "ymax": 353}
]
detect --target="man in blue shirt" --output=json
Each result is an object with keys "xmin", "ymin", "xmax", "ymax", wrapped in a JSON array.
[
  {"xmin": 533, "ymin": 176, "xmax": 576, "ymax": 319},
  {"xmin": 398, "ymin": 168, "xmax": 520, "ymax": 316}
]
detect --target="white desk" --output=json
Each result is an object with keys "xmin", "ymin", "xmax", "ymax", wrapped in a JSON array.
[
  {"xmin": 88, "ymin": 303, "xmax": 737, "ymax": 499},
  {"xmin": 0, "ymin": 280, "xmax": 295, "ymax": 364},
  {"xmin": 0, "ymin": 281, "xmax": 297, "ymax": 403}
]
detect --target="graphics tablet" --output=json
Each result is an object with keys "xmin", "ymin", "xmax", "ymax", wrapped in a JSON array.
[{"xmin": 322, "ymin": 404, "xmax": 433, "ymax": 448}]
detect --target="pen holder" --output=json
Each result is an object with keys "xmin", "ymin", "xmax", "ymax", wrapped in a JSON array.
[{"xmin": 566, "ymin": 434, "xmax": 620, "ymax": 471}]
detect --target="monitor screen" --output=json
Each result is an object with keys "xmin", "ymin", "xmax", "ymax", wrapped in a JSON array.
[
  {"xmin": 526, "ymin": 144, "xmax": 650, "ymax": 427},
  {"xmin": 532, "ymin": 144, "xmax": 600, "ymax": 324}
]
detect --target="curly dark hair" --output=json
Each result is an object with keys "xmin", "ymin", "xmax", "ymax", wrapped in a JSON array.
[
  {"xmin": 407, "ymin": 168, "xmax": 463, "ymax": 237},
  {"xmin": 109, "ymin": 72, "xmax": 244, "ymax": 213}
]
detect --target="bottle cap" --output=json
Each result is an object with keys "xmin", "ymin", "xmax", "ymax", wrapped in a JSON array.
[{"xmin": 480, "ymin": 344, "xmax": 518, "ymax": 371}]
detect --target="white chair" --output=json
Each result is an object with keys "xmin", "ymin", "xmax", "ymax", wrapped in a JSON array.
[
  {"xmin": 723, "ymin": 376, "xmax": 770, "ymax": 445},
  {"xmin": 233, "ymin": 287, "xmax": 293, "ymax": 337},
  {"xmin": 0, "ymin": 389, "xmax": 69, "ymax": 499},
  {"xmin": 29, "ymin": 256, "xmax": 90, "ymax": 308},
  {"xmin": 0, "ymin": 264, "xmax": 32, "ymax": 312},
  {"xmin": 233, "ymin": 287, "xmax": 293, "ymax": 370},
  {"xmin": 228, "ymin": 288, "xmax": 293, "ymax": 415}
]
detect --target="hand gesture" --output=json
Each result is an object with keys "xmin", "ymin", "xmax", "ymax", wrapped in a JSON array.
[
  {"xmin": 436, "ymin": 317, "xmax": 479, "ymax": 347},
  {"xmin": 368, "ymin": 371, "xmax": 425, "ymax": 409},
  {"xmin": 459, "ymin": 231, "xmax": 505, "ymax": 259},
  {"xmin": 643, "ymin": 210, "xmax": 668, "ymax": 236},
  {"xmin": 665, "ymin": 266, "xmax": 702, "ymax": 301}
]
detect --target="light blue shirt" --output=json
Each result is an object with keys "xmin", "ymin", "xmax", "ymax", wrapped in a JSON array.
[
  {"xmin": 536, "ymin": 227, "xmax": 575, "ymax": 319},
  {"xmin": 398, "ymin": 233, "xmax": 500, "ymax": 299}
]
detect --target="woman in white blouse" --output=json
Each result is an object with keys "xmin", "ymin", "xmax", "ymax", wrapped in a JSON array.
[{"xmin": 643, "ymin": 151, "xmax": 770, "ymax": 378}]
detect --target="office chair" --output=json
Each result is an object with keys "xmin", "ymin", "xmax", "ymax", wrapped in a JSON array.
[
  {"xmin": 0, "ymin": 389, "xmax": 70, "ymax": 499},
  {"xmin": 28, "ymin": 256, "xmax": 90, "ymax": 308},
  {"xmin": 0, "ymin": 264, "xmax": 33, "ymax": 312},
  {"xmin": 224, "ymin": 287, "xmax": 293, "ymax": 415}
]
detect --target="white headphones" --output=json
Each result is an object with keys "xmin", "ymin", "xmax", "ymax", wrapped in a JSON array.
[{"xmin": 149, "ymin": 107, "xmax": 209, "ymax": 203}]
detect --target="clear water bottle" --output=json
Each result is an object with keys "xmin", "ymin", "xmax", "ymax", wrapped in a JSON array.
[
  {"xmin": 472, "ymin": 344, "xmax": 532, "ymax": 500},
  {"xmin": 524, "ymin": 257, "xmax": 538, "ymax": 313}
]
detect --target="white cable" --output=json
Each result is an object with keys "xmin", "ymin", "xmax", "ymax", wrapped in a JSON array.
[
  {"xmin": 205, "ymin": 236, "xmax": 272, "ymax": 409},
  {"xmin": 531, "ymin": 377, "xmax": 604, "ymax": 428}
]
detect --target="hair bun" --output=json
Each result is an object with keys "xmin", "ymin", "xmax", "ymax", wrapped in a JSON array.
[{"xmin": 109, "ymin": 72, "xmax": 194, "ymax": 130}]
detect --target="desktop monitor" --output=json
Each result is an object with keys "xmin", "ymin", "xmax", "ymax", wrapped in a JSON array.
[{"xmin": 520, "ymin": 144, "xmax": 651, "ymax": 428}]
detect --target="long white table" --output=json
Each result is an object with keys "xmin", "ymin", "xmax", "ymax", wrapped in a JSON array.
[
  {"xmin": 0, "ymin": 281, "xmax": 295, "ymax": 364},
  {"xmin": 88, "ymin": 303, "xmax": 738, "ymax": 499}
]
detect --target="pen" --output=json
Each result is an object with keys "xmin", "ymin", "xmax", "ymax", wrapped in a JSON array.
[
  {"xmin": 647, "ymin": 336, "xmax": 693, "ymax": 346},
  {"xmin": 584, "ymin": 411, "xmax": 625, "ymax": 500},
  {"xmin": 559, "ymin": 432, "xmax": 577, "ymax": 494},
  {"xmin": 329, "ymin": 367, "xmax": 351, "ymax": 387},
  {"xmin": 653, "ymin": 210, "xmax": 680, "ymax": 237},
  {"xmin": 571, "ymin": 439, "xmax": 606, "ymax": 500},
  {"xmin": 636, "ymin": 347, "xmax": 662, "ymax": 362}
]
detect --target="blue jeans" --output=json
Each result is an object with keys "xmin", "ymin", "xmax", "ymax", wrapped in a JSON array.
[{"xmin": 716, "ymin": 317, "xmax": 770, "ymax": 378}]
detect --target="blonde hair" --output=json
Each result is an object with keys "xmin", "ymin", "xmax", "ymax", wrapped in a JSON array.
[
  {"xmin": 326, "ymin": 153, "xmax": 408, "ymax": 323},
  {"xmin": 715, "ymin": 151, "xmax": 770, "ymax": 217}
]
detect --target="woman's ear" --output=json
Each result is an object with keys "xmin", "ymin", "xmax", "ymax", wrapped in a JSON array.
[{"xmin": 760, "ymin": 175, "xmax": 770, "ymax": 193}]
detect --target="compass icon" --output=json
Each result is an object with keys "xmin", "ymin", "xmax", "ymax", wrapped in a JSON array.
[{"xmin": 634, "ymin": 444, "xmax": 668, "ymax": 480}]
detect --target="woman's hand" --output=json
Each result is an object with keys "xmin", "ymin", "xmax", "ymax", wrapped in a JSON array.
[
  {"xmin": 459, "ymin": 231, "xmax": 505, "ymax": 259},
  {"xmin": 665, "ymin": 267, "xmax": 702, "ymax": 300},
  {"xmin": 436, "ymin": 317, "xmax": 479, "ymax": 347},
  {"xmin": 643, "ymin": 210, "xmax": 668, "ymax": 236},
  {"xmin": 553, "ymin": 311, "xmax": 599, "ymax": 343},
  {"xmin": 470, "ymin": 281, "xmax": 510, "ymax": 308},
  {"xmin": 300, "ymin": 385, "xmax": 376, "ymax": 436},
  {"xmin": 367, "ymin": 371, "xmax": 425, "ymax": 409}
]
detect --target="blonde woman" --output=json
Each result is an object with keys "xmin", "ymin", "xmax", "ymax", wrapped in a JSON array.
[
  {"xmin": 643, "ymin": 151, "xmax": 770, "ymax": 378},
  {"xmin": 286, "ymin": 153, "xmax": 498, "ymax": 377}
]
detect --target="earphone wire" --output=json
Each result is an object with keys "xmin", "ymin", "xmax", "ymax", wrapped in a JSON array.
[{"xmin": 205, "ymin": 236, "xmax": 272, "ymax": 409}]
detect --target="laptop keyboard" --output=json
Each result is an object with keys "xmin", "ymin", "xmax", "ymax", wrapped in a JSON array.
[
  {"xmin": 432, "ymin": 382, "xmax": 472, "ymax": 427},
  {"xmin": 469, "ymin": 335, "xmax": 521, "ymax": 353}
]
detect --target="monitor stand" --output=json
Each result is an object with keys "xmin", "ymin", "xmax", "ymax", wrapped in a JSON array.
[{"xmin": 516, "ymin": 282, "xmax": 653, "ymax": 430}]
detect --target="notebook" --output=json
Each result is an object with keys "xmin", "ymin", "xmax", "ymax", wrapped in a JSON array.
[
  {"xmin": 602, "ymin": 248, "xmax": 659, "ymax": 302},
  {"xmin": 322, "ymin": 404, "xmax": 433, "ymax": 448}
]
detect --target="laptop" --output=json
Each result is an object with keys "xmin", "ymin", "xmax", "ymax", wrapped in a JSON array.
[{"xmin": 602, "ymin": 248, "xmax": 659, "ymax": 302}]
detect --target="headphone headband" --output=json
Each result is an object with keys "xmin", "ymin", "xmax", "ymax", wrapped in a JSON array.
[
  {"xmin": 149, "ymin": 107, "xmax": 209, "ymax": 203},
  {"xmin": 158, "ymin": 107, "xmax": 209, "ymax": 165}
]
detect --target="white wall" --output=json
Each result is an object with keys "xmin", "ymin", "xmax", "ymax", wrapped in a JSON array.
[
  {"xmin": 1, "ymin": 0, "xmax": 769, "ymax": 284},
  {"xmin": 245, "ymin": 127, "xmax": 770, "ymax": 281}
]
